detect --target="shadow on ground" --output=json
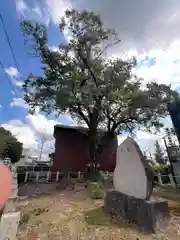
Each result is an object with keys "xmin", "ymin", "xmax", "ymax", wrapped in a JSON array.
[{"xmin": 84, "ymin": 206, "xmax": 148, "ymax": 235}]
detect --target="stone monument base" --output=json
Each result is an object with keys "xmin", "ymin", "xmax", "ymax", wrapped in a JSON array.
[{"xmin": 104, "ymin": 190, "xmax": 170, "ymax": 233}]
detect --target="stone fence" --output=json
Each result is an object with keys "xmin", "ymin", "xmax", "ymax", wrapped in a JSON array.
[{"xmin": 16, "ymin": 170, "xmax": 178, "ymax": 187}]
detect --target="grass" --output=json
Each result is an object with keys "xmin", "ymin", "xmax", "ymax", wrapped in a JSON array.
[
  {"xmin": 154, "ymin": 186, "xmax": 180, "ymax": 216},
  {"xmin": 17, "ymin": 185, "xmax": 180, "ymax": 239}
]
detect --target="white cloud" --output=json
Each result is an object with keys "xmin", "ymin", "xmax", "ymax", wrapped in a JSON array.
[
  {"xmin": 14, "ymin": 81, "xmax": 24, "ymax": 87},
  {"xmin": 49, "ymin": 45, "xmax": 60, "ymax": 53},
  {"xmin": 5, "ymin": 67, "xmax": 19, "ymax": 77},
  {"xmin": 131, "ymin": 40, "xmax": 180, "ymax": 89},
  {"xmin": 2, "ymin": 119, "xmax": 37, "ymax": 149},
  {"xmin": 16, "ymin": 0, "xmax": 50, "ymax": 25},
  {"xmin": 16, "ymin": 0, "xmax": 73, "ymax": 40},
  {"xmin": 15, "ymin": 0, "xmax": 28, "ymax": 16},
  {"xmin": 26, "ymin": 114, "xmax": 57, "ymax": 140},
  {"xmin": 45, "ymin": 0, "xmax": 72, "ymax": 25},
  {"xmin": 2, "ymin": 113, "xmax": 63, "ymax": 161},
  {"xmin": 0, "ymin": 104, "xmax": 2, "ymax": 109},
  {"xmin": 10, "ymin": 97, "xmax": 28, "ymax": 109},
  {"xmin": 5, "ymin": 66, "xmax": 24, "ymax": 88}
]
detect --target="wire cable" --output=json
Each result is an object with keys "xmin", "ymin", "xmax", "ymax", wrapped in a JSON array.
[{"xmin": 0, "ymin": 13, "xmax": 20, "ymax": 72}]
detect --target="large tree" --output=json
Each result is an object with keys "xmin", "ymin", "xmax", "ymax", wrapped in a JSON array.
[
  {"xmin": 21, "ymin": 9, "xmax": 179, "ymax": 170},
  {"xmin": 0, "ymin": 127, "xmax": 23, "ymax": 163}
]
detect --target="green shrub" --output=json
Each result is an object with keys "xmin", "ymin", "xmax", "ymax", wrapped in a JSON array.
[
  {"xmin": 88, "ymin": 181, "xmax": 104, "ymax": 199},
  {"xmin": 99, "ymin": 171, "xmax": 113, "ymax": 188}
]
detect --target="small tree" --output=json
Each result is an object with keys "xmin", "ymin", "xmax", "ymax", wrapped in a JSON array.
[
  {"xmin": 154, "ymin": 140, "xmax": 165, "ymax": 165},
  {"xmin": 0, "ymin": 127, "xmax": 23, "ymax": 163},
  {"xmin": 165, "ymin": 128, "xmax": 175, "ymax": 146}
]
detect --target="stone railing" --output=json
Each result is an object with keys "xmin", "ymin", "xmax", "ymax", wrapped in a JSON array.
[
  {"xmin": 16, "ymin": 170, "xmax": 179, "ymax": 188},
  {"xmin": 18, "ymin": 171, "xmax": 85, "ymax": 183},
  {"xmin": 155, "ymin": 172, "xmax": 177, "ymax": 187}
]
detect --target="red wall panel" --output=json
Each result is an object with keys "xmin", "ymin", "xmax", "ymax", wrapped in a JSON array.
[{"xmin": 52, "ymin": 127, "xmax": 117, "ymax": 172}]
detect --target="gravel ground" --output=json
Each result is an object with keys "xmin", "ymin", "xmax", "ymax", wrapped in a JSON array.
[{"xmin": 17, "ymin": 184, "xmax": 180, "ymax": 240}]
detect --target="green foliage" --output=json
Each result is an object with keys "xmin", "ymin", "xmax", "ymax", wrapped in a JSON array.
[
  {"xmin": 20, "ymin": 9, "xmax": 180, "ymax": 165},
  {"xmin": 99, "ymin": 171, "xmax": 113, "ymax": 187},
  {"xmin": 88, "ymin": 181, "xmax": 104, "ymax": 199},
  {"xmin": 152, "ymin": 162, "xmax": 169, "ymax": 172},
  {"xmin": 0, "ymin": 127, "xmax": 23, "ymax": 163}
]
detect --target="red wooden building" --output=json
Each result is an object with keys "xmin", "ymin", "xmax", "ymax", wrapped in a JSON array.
[{"xmin": 51, "ymin": 125, "xmax": 117, "ymax": 172}]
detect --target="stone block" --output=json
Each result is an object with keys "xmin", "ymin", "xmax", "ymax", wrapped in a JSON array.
[
  {"xmin": 10, "ymin": 188, "xmax": 18, "ymax": 199},
  {"xmin": 0, "ymin": 211, "xmax": 20, "ymax": 240},
  {"xmin": 104, "ymin": 190, "xmax": 170, "ymax": 233},
  {"xmin": 74, "ymin": 183, "xmax": 86, "ymax": 191},
  {"xmin": 4, "ymin": 197, "xmax": 18, "ymax": 214}
]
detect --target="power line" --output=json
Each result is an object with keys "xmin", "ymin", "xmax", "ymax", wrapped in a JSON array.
[
  {"xmin": 0, "ymin": 13, "xmax": 20, "ymax": 72},
  {"xmin": 0, "ymin": 12, "xmax": 21, "ymax": 101}
]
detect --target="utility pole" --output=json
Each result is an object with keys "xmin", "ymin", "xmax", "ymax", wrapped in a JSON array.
[{"xmin": 163, "ymin": 137, "xmax": 177, "ymax": 186}]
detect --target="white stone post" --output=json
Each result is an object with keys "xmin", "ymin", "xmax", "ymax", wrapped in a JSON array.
[
  {"xmin": 56, "ymin": 171, "xmax": 60, "ymax": 182},
  {"xmin": 47, "ymin": 171, "xmax": 51, "ymax": 182},
  {"xmin": 169, "ymin": 173, "xmax": 176, "ymax": 187},
  {"xmin": 78, "ymin": 171, "xmax": 81, "ymax": 181},
  {"xmin": 157, "ymin": 172, "xmax": 163, "ymax": 185},
  {"xmin": 24, "ymin": 171, "xmax": 29, "ymax": 183},
  {"xmin": 36, "ymin": 172, "xmax": 39, "ymax": 181}
]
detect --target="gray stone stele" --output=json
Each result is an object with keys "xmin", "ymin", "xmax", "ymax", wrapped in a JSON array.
[
  {"xmin": 128, "ymin": 137, "xmax": 155, "ymax": 200},
  {"xmin": 104, "ymin": 190, "xmax": 170, "ymax": 233}
]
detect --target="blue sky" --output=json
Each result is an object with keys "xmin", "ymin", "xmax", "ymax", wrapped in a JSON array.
[
  {"xmin": 1, "ymin": 0, "xmax": 180, "ymax": 157},
  {"xmin": 0, "ymin": 0, "xmax": 71, "ymax": 125}
]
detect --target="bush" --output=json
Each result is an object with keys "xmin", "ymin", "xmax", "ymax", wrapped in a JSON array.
[
  {"xmin": 88, "ymin": 181, "xmax": 104, "ymax": 199},
  {"xmin": 99, "ymin": 171, "xmax": 113, "ymax": 188},
  {"xmin": 152, "ymin": 163, "xmax": 171, "ymax": 184}
]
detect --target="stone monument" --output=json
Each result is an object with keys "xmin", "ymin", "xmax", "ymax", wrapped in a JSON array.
[
  {"xmin": 104, "ymin": 137, "xmax": 170, "ymax": 233},
  {"xmin": 0, "ymin": 162, "xmax": 20, "ymax": 240}
]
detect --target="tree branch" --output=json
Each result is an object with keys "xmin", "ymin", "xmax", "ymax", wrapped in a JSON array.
[
  {"xmin": 77, "ymin": 49, "xmax": 98, "ymax": 87},
  {"xmin": 77, "ymin": 104, "xmax": 90, "ymax": 127},
  {"xmin": 95, "ymin": 39, "xmax": 121, "ymax": 60}
]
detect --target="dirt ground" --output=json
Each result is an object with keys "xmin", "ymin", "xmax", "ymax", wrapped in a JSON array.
[{"xmin": 17, "ymin": 184, "xmax": 180, "ymax": 240}]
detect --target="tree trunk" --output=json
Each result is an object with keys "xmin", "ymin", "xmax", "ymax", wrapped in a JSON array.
[{"xmin": 87, "ymin": 123, "xmax": 99, "ymax": 181}]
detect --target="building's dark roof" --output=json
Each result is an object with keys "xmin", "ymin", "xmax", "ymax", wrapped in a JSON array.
[
  {"xmin": 54, "ymin": 124, "xmax": 89, "ymax": 137},
  {"xmin": 54, "ymin": 124, "xmax": 109, "ymax": 138},
  {"xmin": 54, "ymin": 124, "xmax": 88, "ymax": 132}
]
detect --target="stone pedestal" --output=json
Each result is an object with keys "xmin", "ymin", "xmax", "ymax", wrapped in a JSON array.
[
  {"xmin": 0, "ymin": 212, "xmax": 20, "ymax": 240},
  {"xmin": 104, "ymin": 190, "xmax": 170, "ymax": 233}
]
